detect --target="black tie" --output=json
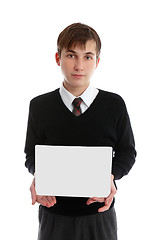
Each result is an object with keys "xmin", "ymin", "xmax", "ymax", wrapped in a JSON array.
[{"xmin": 72, "ymin": 97, "xmax": 83, "ymax": 116}]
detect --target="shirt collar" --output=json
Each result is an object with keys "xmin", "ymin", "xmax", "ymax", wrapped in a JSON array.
[
  {"xmin": 80, "ymin": 84, "xmax": 95, "ymax": 107},
  {"xmin": 59, "ymin": 83, "xmax": 74, "ymax": 109},
  {"xmin": 59, "ymin": 82, "xmax": 96, "ymax": 108}
]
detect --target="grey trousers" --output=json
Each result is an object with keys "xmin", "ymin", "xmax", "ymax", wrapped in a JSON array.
[{"xmin": 38, "ymin": 205, "xmax": 117, "ymax": 240}]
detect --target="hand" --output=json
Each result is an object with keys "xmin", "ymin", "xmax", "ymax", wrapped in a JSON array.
[
  {"xmin": 30, "ymin": 176, "xmax": 57, "ymax": 208},
  {"xmin": 86, "ymin": 174, "xmax": 116, "ymax": 212}
]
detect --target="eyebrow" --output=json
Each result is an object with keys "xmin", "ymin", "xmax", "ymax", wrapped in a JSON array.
[{"xmin": 65, "ymin": 50, "xmax": 95, "ymax": 55}]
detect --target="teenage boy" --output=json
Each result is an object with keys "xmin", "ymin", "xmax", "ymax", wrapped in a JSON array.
[{"xmin": 24, "ymin": 23, "xmax": 136, "ymax": 240}]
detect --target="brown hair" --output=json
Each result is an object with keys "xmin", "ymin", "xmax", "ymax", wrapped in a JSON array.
[{"xmin": 57, "ymin": 23, "xmax": 101, "ymax": 60}]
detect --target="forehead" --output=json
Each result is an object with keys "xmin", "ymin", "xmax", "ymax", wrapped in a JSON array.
[{"xmin": 63, "ymin": 40, "xmax": 97, "ymax": 54}]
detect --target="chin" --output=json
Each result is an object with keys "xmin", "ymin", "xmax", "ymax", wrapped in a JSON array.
[
  {"xmin": 70, "ymin": 80, "xmax": 89, "ymax": 87},
  {"xmin": 64, "ymin": 78, "xmax": 90, "ymax": 89}
]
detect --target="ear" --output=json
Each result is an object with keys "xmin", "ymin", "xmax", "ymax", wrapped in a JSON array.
[
  {"xmin": 55, "ymin": 52, "xmax": 60, "ymax": 66},
  {"xmin": 95, "ymin": 57, "xmax": 100, "ymax": 69}
]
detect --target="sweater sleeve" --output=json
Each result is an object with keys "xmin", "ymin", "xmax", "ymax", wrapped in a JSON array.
[
  {"xmin": 112, "ymin": 100, "xmax": 136, "ymax": 180},
  {"xmin": 24, "ymin": 100, "xmax": 42, "ymax": 175}
]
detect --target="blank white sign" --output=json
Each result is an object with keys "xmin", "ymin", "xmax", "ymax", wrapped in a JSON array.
[{"xmin": 35, "ymin": 145, "xmax": 112, "ymax": 198}]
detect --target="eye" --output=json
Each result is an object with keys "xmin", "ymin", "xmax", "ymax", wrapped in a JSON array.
[
  {"xmin": 67, "ymin": 54, "xmax": 75, "ymax": 58},
  {"xmin": 85, "ymin": 56, "xmax": 92, "ymax": 60}
]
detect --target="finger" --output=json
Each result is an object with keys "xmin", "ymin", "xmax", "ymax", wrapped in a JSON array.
[
  {"xmin": 31, "ymin": 188, "xmax": 36, "ymax": 205},
  {"xmin": 36, "ymin": 196, "xmax": 45, "ymax": 205},
  {"xmin": 43, "ymin": 196, "xmax": 52, "ymax": 207},
  {"xmin": 51, "ymin": 196, "xmax": 57, "ymax": 204},
  {"xmin": 46, "ymin": 196, "xmax": 53, "ymax": 204},
  {"xmin": 98, "ymin": 198, "xmax": 113, "ymax": 212},
  {"xmin": 30, "ymin": 180, "xmax": 37, "ymax": 205},
  {"xmin": 36, "ymin": 195, "xmax": 56, "ymax": 207},
  {"xmin": 36, "ymin": 196, "xmax": 48, "ymax": 206},
  {"xmin": 98, "ymin": 204, "xmax": 110, "ymax": 212},
  {"xmin": 98, "ymin": 188, "xmax": 116, "ymax": 212},
  {"xmin": 105, "ymin": 196, "xmax": 114, "ymax": 210},
  {"xmin": 46, "ymin": 196, "xmax": 56, "ymax": 207},
  {"xmin": 45, "ymin": 196, "xmax": 52, "ymax": 207},
  {"xmin": 91, "ymin": 197, "xmax": 105, "ymax": 202},
  {"xmin": 42, "ymin": 196, "xmax": 56, "ymax": 207},
  {"xmin": 87, "ymin": 199, "xmax": 97, "ymax": 205},
  {"xmin": 87, "ymin": 197, "xmax": 105, "ymax": 205},
  {"xmin": 106, "ymin": 181, "xmax": 117, "ymax": 203},
  {"xmin": 105, "ymin": 193, "xmax": 114, "ymax": 207},
  {"xmin": 103, "ymin": 189, "xmax": 116, "ymax": 209}
]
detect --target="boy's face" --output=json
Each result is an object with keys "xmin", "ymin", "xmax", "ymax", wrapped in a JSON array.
[{"xmin": 55, "ymin": 40, "xmax": 100, "ymax": 90}]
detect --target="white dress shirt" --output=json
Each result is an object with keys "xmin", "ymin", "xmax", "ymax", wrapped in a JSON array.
[{"xmin": 59, "ymin": 83, "xmax": 99, "ymax": 114}]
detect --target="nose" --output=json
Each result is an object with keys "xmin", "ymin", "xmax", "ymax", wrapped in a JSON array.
[{"xmin": 74, "ymin": 59, "xmax": 84, "ymax": 71}]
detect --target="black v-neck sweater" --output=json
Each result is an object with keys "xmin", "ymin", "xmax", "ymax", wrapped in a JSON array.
[{"xmin": 24, "ymin": 88, "xmax": 136, "ymax": 216}]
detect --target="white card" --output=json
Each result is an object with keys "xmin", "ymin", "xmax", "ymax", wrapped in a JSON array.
[{"xmin": 35, "ymin": 145, "xmax": 112, "ymax": 198}]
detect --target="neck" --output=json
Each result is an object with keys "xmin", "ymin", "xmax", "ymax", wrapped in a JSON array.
[{"xmin": 63, "ymin": 81, "xmax": 90, "ymax": 97}]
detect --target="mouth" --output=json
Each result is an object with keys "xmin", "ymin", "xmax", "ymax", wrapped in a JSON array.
[{"xmin": 72, "ymin": 74, "xmax": 85, "ymax": 79}]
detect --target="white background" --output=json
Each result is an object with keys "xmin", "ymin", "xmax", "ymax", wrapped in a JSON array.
[{"xmin": 0, "ymin": 0, "xmax": 160, "ymax": 239}]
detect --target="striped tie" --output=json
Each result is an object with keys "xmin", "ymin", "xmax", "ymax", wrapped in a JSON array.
[{"xmin": 72, "ymin": 97, "xmax": 83, "ymax": 116}]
